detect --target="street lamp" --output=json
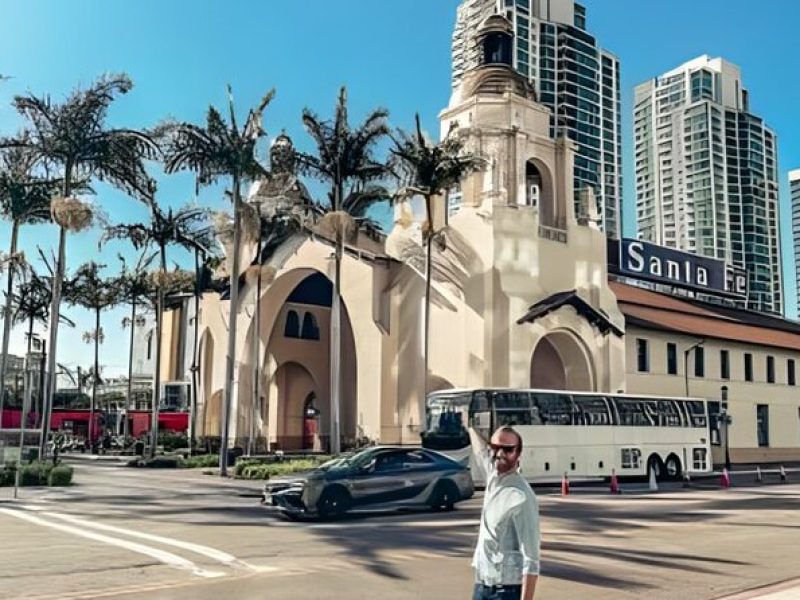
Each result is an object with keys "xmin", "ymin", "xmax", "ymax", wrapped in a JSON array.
[
  {"xmin": 683, "ymin": 339, "xmax": 705, "ymax": 396},
  {"xmin": 720, "ymin": 385, "xmax": 731, "ymax": 471}
]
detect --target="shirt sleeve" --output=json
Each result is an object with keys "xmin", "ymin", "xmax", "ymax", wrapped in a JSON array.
[
  {"xmin": 513, "ymin": 494, "xmax": 541, "ymax": 576},
  {"xmin": 467, "ymin": 427, "xmax": 492, "ymax": 476}
]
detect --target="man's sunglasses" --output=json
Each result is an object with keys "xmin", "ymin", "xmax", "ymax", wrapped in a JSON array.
[{"xmin": 490, "ymin": 443, "xmax": 519, "ymax": 454}]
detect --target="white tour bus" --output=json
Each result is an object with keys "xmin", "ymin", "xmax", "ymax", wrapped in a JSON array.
[{"xmin": 421, "ymin": 388, "xmax": 712, "ymax": 485}]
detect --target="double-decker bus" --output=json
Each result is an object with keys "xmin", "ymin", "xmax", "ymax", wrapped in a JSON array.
[{"xmin": 421, "ymin": 388, "xmax": 712, "ymax": 485}]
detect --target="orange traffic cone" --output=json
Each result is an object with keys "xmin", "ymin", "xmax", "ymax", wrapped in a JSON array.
[
  {"xmin": 720, "ymin": 467, "xmax": 731, "ymax": 489},
  {"xmin": 561, "ymin": 472, "xmax": 570, "ymax": 496},
  {"xmin": 610, "ymin": 469, "xmax": 620, "ymax": 495}
]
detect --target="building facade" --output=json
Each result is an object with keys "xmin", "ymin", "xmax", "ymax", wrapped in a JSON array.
[
  {"xmin": 791, "ymin": 169, "xmax": 800, "ymax": 310},
  {"xmin": 452, "ymin": 0, "xmax": 622, "ymax": 239},
  {"xmin": 172, "ymin": 12, "xmax": 800, "ymax": 468},
  {"xmin": 634, "ymin": 56, "xmax": 783, "ymax": 314}
]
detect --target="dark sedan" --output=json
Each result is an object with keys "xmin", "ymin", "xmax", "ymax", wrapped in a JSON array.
[{"xmin": 262, "ymin": 446, "xmax": 474, "ymax": 518}]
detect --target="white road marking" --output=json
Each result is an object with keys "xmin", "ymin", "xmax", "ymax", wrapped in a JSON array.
[
  {"xmin": 29, "ymin": 508, "xmax": 273, "ymax": 572},
  {"xmin": 0, "ymin": 507, "xmax": 225, "ymax": 578}
]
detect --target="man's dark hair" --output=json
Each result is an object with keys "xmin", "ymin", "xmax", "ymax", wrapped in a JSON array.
[{"xmin": 496, "ymin": 426, "xmax": 522, "ymax": 452}]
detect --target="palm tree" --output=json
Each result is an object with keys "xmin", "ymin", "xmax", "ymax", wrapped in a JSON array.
[
  {"xmin": 0, "ymin": 136, "xmax": 61, "ymax": 422},
  {"xmin": 103, "ymin": 202, "xmax": 212, "ymax": 458},
  {"xmin": 297, "ymin": 86, "xmax": 391, "ymax": 455},
  {"xmin": 390, "ymin": 115, "xmax": 485, "ymax": 396},
  {"xmin": 1, "ymin": 74, "xmax": 157, "ymax": 454},
  {"xmin": 118, "ymin": 251, "xmax": 156, "ymax": 439},
  {"xmin": 66, "ymin": 261, "xmax": 122, "ymax": 446},
  {"xmin": 159, "ymin": 86, "xmax": 274, "ymax": 474}
]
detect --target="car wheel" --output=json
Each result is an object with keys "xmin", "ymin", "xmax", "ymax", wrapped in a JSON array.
[
  {"xmin": 429, "ymin": 480, "xmax": 460, "ymax": 511},
  {"xmin": 317, "ymin": 487, "xmax": 351, "ymax": 519}
]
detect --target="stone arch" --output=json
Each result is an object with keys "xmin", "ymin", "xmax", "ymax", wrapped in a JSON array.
[
  {"xmin": 272, "ymin": 361, "xmax": 318, "ymax": 451},
  {"xmin": 530, "ymin": 330, "xmax": 595, "ymax": 391},
  {"xmin": 253, "ymin": 268, "xmax": 359, "ymax": 452},
  {"xmin": 523, "ymin": 157, "xmax": 557, "ymax": 227}
]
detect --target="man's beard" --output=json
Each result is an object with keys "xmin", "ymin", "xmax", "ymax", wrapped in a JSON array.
[{"xmin": 493, "ymin": 454, "xmax": 516, "ymax": 473}]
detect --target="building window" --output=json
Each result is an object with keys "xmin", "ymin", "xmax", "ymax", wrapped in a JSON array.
[
  {"xmin": 756, "ymin": 404, "xmax": 769, "ymax": 447},
  {"xmin": 301, "ymin": 312, "xmax": 320, "ymax": 340},
  {"xmin": 694, "ymin": 346, "xmax": 705, "ymax": 377},
  {"xmin": 789, "ymin": 360, "xmax": 796, "ymax": 386},
  {"xmin": 284, "ymin": 310, "xmax": 300, "ymax": 338},
  {"xmin": 692, "ymin": 448, "xmax": 708, "ymax": 471},
  {"xmin": 766, "ymin": 356, "xmax": 775, "ymax": 384},
  {"xmin": 744, "ymin": 353, "xmax": 753, "ymax": 382},
  {"xmin": 720, "ymin": 350, "xmax": 730, "ymax": 380},
  {"xmin": 636, "ymin": 339, "xmax": 649, "ymax": 372},
  {"xmin": 621, "ymin": 448, "xmax": 642, "ymax": 469},
  {"xmin": 666, "ymin": 343, "xmax": 677, "ymax": 375}
]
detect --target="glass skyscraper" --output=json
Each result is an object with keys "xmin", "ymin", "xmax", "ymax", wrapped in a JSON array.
[
  {"xmin": 791, "ymin": 170, "xmax": 800, "ymax": 311},
  {"xmin": 452, "ymin": 0, "xmax": 622, "ymax": 239},
  {"xmin": 634, "ymin": 56, "xmax": 783, "ymax": 314}
]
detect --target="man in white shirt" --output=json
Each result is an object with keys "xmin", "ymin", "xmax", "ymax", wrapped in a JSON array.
[{"xmin": 469, "ymin": 426, "xmax": 540, "ymax": 600}]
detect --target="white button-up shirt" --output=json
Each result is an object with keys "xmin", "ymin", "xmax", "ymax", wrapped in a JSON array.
[{"xmin": 470, "ymin": 431, "xmax": 541, "ymax": 585}]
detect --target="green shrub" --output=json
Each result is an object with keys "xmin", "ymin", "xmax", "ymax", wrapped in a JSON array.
[
  {"xmin": 158, "ymin": 432, "xmax": 189, "ymax": 452},
  {"xmin": 184, "ymin": 454, "xmax": 219, "ymax": 469},
  {"xmin": 48, "ymin": 465, "xmax": 73, "ymax": 486},
  {"xmin": 236, "ymin": 458, "xmax": 327, "ymax": 480},
  {"xmin": 20, "ymin": 461, "xmax": 53, "ymax": 486},
  {"xmin": 0, "ymin": 466, "xmax": 14, "ymax": 487}
]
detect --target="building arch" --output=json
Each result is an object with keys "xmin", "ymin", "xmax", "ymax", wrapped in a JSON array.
[
  {"xmin": 198, "ymin": 329, "xmax": 216, "ymax": 438},
  {"xmin": 523, "ymin": 158, "xmax": 558, "ymax": 227},
  {"xmin": 530, "ymin": 330, "xmax": 595, "ymax": 391}
]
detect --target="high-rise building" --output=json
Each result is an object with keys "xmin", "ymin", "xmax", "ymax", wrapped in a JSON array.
[
  {"xmin": 451, "ymin": 0, "xmax": 623, "ymax": 239},
  {"xmin": 791, "ymin": 170, "xmax": 800, "ymax": 310},
  {"xmin": 634, "ymin": 56, "xmax": 783, "ymax": 314}
]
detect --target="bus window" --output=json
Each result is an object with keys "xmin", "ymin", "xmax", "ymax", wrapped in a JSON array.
[
  {"xmin": 493, "ymin": 392, "xmax": 533, "ymax": 427},
  {"xmin": 572, "ymin": 395, "xmax": 613, "ymax": 426},
  {"xmin": 687, "ymin": 401, "xmax": 708, "ymax": 428},
  {"xmin": 532, "ymin": 392, "xmax": 573, "ymax": 425},
  {"xmin": 614, "ymin": 398, "xmax": 652, "ymax": 426},
  {"xmin": 658, "ymin": 400, "xmax": 684, "ymax": 427}
]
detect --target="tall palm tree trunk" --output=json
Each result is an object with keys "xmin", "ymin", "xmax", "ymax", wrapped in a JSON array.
[
  {"xmin": 150, "ymin": 244, "xmax": 166, "ymax": 458},
  {"xmin": 329, "ymin": 178, "xmax": 343, "ymax": 456},
  {"xmin": 249, "ymin": 229, "xmax": 263, "ymax": 456},
  {"xmin": 90, "ymin": 307, "xmax": 100, "ymax": 447},
  {"xmin": 0, "ymin": 220, "xmax": 20, "ymax": 424},
  {"xmin": 220, "ymin": 180, "xmax": 243, "ymax": 475},
  {"xmin": 189, "ymin": 248, "xmax": 201, "ymax": 456},
  {"xmin": 13, "ymin": 320, "xmax": 35, "ymax": 498},
  {"xmin": 422, "ymin": 195, "xmax": 434, "ymax": 424},
  {"xmin": 124, "ymin": 299, "xmax": 137, "ymax": 440},
  {"xmin": 41, "ymin": 225, "xmax": 66, "ymax": 457}
]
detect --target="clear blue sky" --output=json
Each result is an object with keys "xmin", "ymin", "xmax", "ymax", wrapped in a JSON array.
[{"xmin": 0, "ymin": 0, "xmax": 798, "ymax": 377}]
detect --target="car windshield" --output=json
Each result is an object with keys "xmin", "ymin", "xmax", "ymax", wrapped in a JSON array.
[{"xmin": 317, "ymin": 448, "xmax": 377, "ymax": 471}]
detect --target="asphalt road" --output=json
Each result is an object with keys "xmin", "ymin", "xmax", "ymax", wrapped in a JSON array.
[{"xmin": 1, "ymin": 459, "xmax": 799, "ymax": 599}]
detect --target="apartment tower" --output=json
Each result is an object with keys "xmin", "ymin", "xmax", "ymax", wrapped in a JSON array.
[{"xmin": 634, "ymin": 56, "xmax": 783, "ymax": 314}]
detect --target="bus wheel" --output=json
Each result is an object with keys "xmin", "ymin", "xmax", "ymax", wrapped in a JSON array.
[{"xmin": 664, "ymin": 454, "xmax": 682, "ymax": 481}]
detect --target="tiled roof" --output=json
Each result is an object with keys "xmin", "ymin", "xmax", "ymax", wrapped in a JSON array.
[{"xmin": 610, "ymin": 280, "xmax": 800, "ymax": 352}]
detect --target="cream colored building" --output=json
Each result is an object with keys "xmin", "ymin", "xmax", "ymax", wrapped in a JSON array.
[{"xmin": 174, "ymin": 14, "xmax": 800, "ymax": 465}]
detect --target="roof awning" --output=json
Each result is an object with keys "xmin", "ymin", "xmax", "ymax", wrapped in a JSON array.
[{"xmin": 517, "ymin": 290, "xmax": 624, "ymax": 337}]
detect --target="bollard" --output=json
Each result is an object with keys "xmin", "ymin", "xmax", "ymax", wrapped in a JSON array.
[
  {"xmin": 610, "ymin": 469, "xmax": 620, "ymax": 495},
  {"xmin": 720, "ymin": 467, "xmax": 731, "ymax": 489},
  {"xmin": 561, "ymin": 472, "xmax": 570, "ymax": 496},
  {"xmin": 648, "ymin": 466, "xmax": 658, "ymax": 491}
]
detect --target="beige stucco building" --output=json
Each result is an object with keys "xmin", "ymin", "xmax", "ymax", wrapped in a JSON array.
[{"xmin": 172, "ymin": 15, "xmax": 800, "ymax": 465}]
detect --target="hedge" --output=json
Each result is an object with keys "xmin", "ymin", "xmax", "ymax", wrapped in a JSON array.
[
  {"xmin": 48, "ymin": 465, "xmax": 73, "ymax": 486},
  {"xmin": 236, "ymin": 458, "xmax": 328, "ymax": 480},
  {"xmin": 184, "ymin": 454, "xmax": 219, "ymax": 469}
]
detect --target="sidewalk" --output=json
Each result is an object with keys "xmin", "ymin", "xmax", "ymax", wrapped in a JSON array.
[{"xmin": 716, "ymin": 578, "xmax": 800, "ymax": 599}]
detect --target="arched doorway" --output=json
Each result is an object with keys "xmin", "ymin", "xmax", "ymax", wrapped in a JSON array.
[
  {"xmin": 530, "ymin": 331, "xmax": 594, "ymax": 391},
  {"xmin": 523, "ymin": 158, "xmax": 557, "ymax": 227},
  {"xmin": 199, "ymin": 331, "xmax": 216, "ymax": 438},
  {"xmin": 262, "ymin": 270, "xmax": 358, "ymax": 452}
]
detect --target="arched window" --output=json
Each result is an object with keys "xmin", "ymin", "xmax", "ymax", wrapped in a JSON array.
[
  {"xmin": 284, "ymin": 310, "xmax": 300, "ymax": 338},
  {"xmin": 301, "ymin": 312, "xmax": 320, "ymax": 340}
]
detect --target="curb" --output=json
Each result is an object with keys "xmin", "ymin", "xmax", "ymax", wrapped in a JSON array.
[{"xmin": 715, "ymin": 577, "xmax": 800, "ymax": 599}]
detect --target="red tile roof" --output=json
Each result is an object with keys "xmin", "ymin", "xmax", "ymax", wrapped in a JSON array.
[{"xmin": 610, "ymin": 280, "xmax": 800, "ymax": 352}]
